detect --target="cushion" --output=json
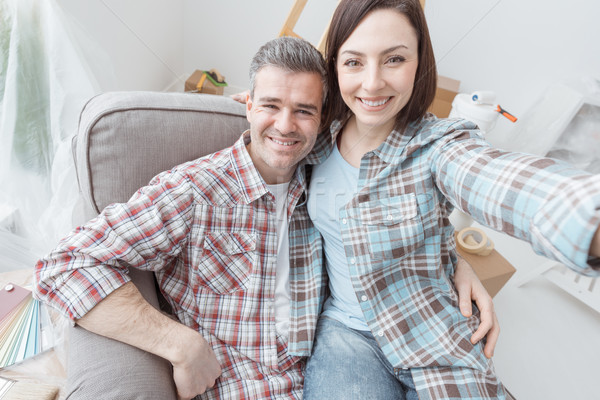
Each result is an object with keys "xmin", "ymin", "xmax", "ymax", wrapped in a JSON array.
[{"xmin": 73, "ymin": 91, "xmax": 248, "ymax": 218}]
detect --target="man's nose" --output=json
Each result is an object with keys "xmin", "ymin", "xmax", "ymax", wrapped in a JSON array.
[{"xmin": 274, "ymin": 109, "xmax": 296, "ymax": 134}]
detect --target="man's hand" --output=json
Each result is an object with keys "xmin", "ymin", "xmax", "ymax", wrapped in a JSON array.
[
  {"xmin": 78, "ymin": 282, "xmax": 222, "ymax": 398},
  {"xmin": 171, "ymin": 328, "xmax": 222, "ymax": 400},
  {"xmin": 454, "ymin": 258, "xmax": 500, "ymax": 359}
]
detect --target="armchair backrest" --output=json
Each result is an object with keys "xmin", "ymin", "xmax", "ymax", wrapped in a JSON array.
[{"xmin": 72, "ymin": 91, "xmax": 249, "ymax": 221}]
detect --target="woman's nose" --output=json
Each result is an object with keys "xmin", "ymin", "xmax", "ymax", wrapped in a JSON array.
[{"xmin": 362, "ymin": 65, "xmax": 385, "ymax": 92}]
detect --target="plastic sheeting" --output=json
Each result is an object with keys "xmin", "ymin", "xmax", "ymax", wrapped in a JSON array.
[
  {"xmin": 0, "ymin": 0, "xmax": 100, "ymax": 267},
  {"xmin": 496, "ymin": 77, "xmax": 600, "ymax": 174},
  {"xmin": 546, "ymin": 101, "xmax": 600, "ymax": 174}
]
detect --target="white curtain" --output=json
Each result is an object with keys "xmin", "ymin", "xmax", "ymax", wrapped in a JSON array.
[{"xmin": 0, "ymin": 0, "xmax": 101, "ymax": 267}]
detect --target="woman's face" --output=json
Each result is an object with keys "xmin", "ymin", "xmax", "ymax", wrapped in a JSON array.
[{"xmin": 336, "ymin": 9, "xmax": 419, "ymax": 134}]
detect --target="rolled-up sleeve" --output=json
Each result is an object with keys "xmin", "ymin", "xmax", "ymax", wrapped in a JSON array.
[
  {"xmin": 33, "ymin": 169, "xmax": 195, "ymax": 320},
  {"xmin": 431, "ymin": 121, "xmax": 600, "ymax": 275}
]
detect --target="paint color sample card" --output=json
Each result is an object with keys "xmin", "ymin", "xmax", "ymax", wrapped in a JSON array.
[
  {"xmin": 0, "ymin": 283, "xmax": 51, "ymax": 368},
  {"xmin": 0, "ymin": 377, "xmax": 15, "ymax": 397}
]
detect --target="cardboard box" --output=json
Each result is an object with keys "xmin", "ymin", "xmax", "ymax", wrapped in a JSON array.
[
  {"xmin": 456, "ymin": 234, "xmax": 516, "ymax": 297},
  {"xmin": 429, "ymin": 75, "xmax": 460, "ymax": 118},
  {"xmin": 185, "ymin": 69, "xmax": 227, "ymax": 95}
]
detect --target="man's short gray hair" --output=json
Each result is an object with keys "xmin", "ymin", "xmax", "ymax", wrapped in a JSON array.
[{"xmin": 249, "ymin": 36, "xmax": 327, "ymax": 105}]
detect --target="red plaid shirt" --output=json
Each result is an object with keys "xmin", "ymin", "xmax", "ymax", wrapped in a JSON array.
[{"xmin": 34, "ymin": 132, "xmax": 327, "ymax": 399}]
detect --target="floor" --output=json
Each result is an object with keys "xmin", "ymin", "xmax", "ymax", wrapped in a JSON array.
[{"xmin": 483, "ymin": 226, "xmax": 600, "ymax": 400}]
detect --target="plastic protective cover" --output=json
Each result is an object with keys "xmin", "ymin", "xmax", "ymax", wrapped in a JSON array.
[
  {"xmin": 546, "ymin": 101, "xmax": 600, "ymax": 174},
  {"xmin": 501, "ymin": 77, "xmax": 600, "ymax": 174},
  {"xmin": 0, "ymin": 0, "xmax": 102, "ymax": 265}
]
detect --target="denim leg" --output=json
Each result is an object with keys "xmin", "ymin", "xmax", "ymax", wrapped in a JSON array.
[
  {"xmin": 394, "ymin": 369, "xmax": 419, "ymax": 400},
  {"xmin": 304, "ymin": 317, "xmax": 415, "ymax": 400}
]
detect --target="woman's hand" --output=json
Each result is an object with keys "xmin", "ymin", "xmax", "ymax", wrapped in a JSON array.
[
  {"xmin": 590, "ymin": 224, "xmax": 600, "ymax": 258},
  {"xmin": 230, "ymin": 90, "xmax": 249, "ymax": 104},
  {"xmin": 454, "ymin": 258, "xmax": 500, "ymax": 359}
]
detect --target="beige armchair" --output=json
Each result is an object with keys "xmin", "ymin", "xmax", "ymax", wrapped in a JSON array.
[{"xmin": 68, "ymin": 91, "xmax": 248, "ymax": 399}]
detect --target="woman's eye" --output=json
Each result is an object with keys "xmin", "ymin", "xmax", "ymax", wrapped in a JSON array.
[
  {"xmin": 343, "ymin": 59, "xmax": 360, "ymax": 67},
  {"xmin": 387, "ymin": 56, "xmax": 406, "ymax": 64}
]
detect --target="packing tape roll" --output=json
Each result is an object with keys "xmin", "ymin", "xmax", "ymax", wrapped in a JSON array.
[{"xmin": 457, "ymin": 227, "xmax": 494, "ymax": 256}]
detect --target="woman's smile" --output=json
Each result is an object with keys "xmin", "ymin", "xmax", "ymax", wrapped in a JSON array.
[{"xmin": 358, "ymin": 96, "xmax": 392, "ymax": 108}]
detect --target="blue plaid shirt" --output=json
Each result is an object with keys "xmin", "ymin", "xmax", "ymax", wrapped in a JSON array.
[{"xmin": 302, "ymin": 114, "xmax": 600, "ymax": 399}]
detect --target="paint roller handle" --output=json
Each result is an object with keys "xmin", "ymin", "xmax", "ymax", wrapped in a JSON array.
[{"xmin": 495, "ymin": 105, "xmax": 518, "ymax": 123}]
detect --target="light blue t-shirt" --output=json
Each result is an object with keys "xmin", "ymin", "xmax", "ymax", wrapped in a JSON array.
[{"xmin": 307, "ymin": 143, "xmax": 369, "ymax": 331}]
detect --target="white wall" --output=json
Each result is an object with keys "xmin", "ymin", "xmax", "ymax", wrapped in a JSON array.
[
  {"xmin": 426, "ymin": 0, "xmax": 600, "ymax": 146},
  {"xmin": 182, "ymin": 0, "xmax": 600, "ymax": 144},
  {"xmin": 182, "ymin": 0, "xmax": 339, "ymax": 94},
  {"xmin": 182, "ymin": 0, "xmax": 600, "ymax": 147},
  {"xmin": 58, "ymin": 0, "xmax": 600, "ymax": 114},
  {"xmin": 59, "ymin": 0, "xmax": 185, "ymax": 91}
]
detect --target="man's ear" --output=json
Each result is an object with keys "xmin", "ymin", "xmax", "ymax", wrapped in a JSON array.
[{"xmin": 245, "ymin": 93, "xmax": 253, "ymax": 122}]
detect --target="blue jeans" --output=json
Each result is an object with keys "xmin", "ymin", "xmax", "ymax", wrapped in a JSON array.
[{"xmin": 303, "ymin": 317, "xmax": 418, "ymax": 400}]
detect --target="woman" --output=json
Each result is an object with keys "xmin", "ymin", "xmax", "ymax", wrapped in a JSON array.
[{"xmin": 302, "ymin": 0, "xmax": 600, "ymax": 399}]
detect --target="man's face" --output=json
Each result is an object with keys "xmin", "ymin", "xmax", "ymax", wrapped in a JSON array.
[{"xmin": 246, "ymin": 65, "xmax": 323, "ymax": 184}]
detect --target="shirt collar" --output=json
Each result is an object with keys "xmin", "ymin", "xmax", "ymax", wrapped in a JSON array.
[
  {"xmin": 231, "ymin": 130, "xmax": 307, "ymax": 204},
  {"xmin": 375, "ymin": 123, "xmax": 418, "ymax": 164},
  {"xmin": 304, "ymin": 114, "xmax": 443, "ymax": 166},
  {"xmin": 304, "ymin": 120, "xmax": 343, "ymax": 166}
]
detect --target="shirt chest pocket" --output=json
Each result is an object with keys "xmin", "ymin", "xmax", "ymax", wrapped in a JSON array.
[
  {"xmin": 195, "ymin": 232, "xmax": 256, "ymax": 294},
  {"xmin": 358, "ymin": 194, "xmax": 425, "ymax": 261}
]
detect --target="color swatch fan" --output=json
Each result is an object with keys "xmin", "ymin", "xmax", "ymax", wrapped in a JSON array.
[{"xmin": 0, "ymin": 283, "xmax": 53, "ymax": 368}]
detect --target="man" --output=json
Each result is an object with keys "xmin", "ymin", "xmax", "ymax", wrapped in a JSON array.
[{"xmin": 34, "ymin": 37, "xmax": 496, "ymax": 400}]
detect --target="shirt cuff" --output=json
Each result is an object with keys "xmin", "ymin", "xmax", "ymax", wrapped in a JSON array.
[
  {"xmin": 530, "ymin": 176, "xmax": 600, "ymax": 275},
  {"xmin": 51, "ymin": 266, "xmax": 132, "ymax": 321}
]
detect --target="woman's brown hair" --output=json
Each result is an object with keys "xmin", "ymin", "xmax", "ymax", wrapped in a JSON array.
[{"xmin": 322, "ymin": 0, "xmax": 437, "ymax": 133}]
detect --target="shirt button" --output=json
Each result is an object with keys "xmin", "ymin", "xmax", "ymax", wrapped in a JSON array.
[
  {"xmin": 341, "ymin": 218, "xmax": 347, "ymax": 225},
  {"xmin": 350, "ymin": 258, "xmax": 356, "ymax": 264},
  {"xmin": 377, "ymin": 331, "xmax": 384, "ymax": 337},
  {"xmin": 387, "ymin": 214, "xmax": 393, "ymax": 221},
  {"xmin": 361, "ymin": 295, "xmax": 368, "ymax": 302}
]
